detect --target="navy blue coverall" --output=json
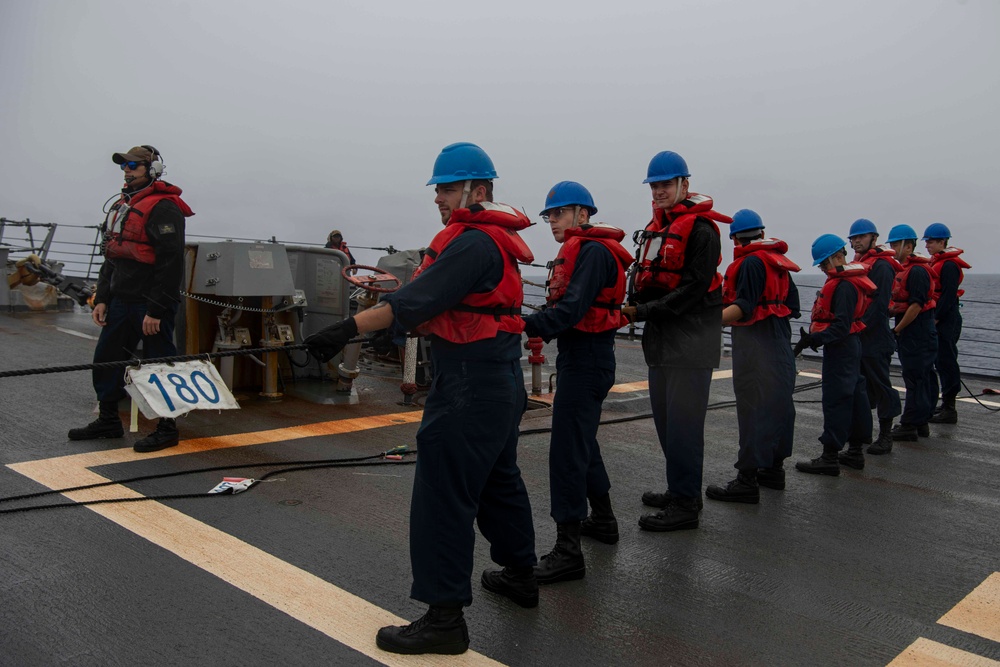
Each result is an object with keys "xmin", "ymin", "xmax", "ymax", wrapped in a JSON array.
[
  {"xmin": 729, "ymin": 256, "xmax": 800, "ymax": 471},
  {"xmin": 896, "ymin": 266, "xmax": 939, "ymax": 426},
  {"xmin": 858, "ymin": 258, "xmax": 902, "ymax": 423},
  {"xmin": 934, "ymin": 260, "xmax": 963, "ymax": 401},
  {"xmin": 382, "ymin": 229, "xmax": 536, "ymax": 607},
  {"xmin": 635, "ymin": 220, "xmax": 722, "ymax": 502},
  {"xmin": 812, "ymin": 281, "xmax": 872, "ymax": 452},
  {"xmin": 523, "ymin": 242, "xmax": 617, "ymax": 524}
]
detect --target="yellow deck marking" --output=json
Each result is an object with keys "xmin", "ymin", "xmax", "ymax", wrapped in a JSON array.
[
  {"xmin": 608, "ymin": 369, "xmax": 733, "ymax": 394},
  {"xmin": 8, "ymin": 411, "xmax": 504, "ymax": 666},
  {"xmin": 938, "ymin": 572, "xmax": 1000, "ymax": 643},
  {"xmin": 796, "ymin": 371, "xmax": 1000, "ymax": 408},
  {"xmin": 888, "ymin": 638, "xmax": 1000, "ymax": 666}
]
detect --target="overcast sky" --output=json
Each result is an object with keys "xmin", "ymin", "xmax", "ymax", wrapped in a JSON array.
[{"xmin": 2, "ymin": 0, "xmax": 998, "ymax": 276}]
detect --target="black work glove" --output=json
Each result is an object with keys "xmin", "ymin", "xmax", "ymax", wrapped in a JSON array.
[
  {"xmin": 793, "ymin": 326, "xmax": 819, "ymax": 357},
  {"xmin": 304, "ymin": 317, "xmax": 358, "ymax": 363}
]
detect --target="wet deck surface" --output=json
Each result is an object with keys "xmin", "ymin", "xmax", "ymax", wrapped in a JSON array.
[{"xmin": 1, "ymin": 311, "xmax": 998, "ymax": 666}]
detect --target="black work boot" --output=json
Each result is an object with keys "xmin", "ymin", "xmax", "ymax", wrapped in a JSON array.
[
  {"xmin": 917, "ymin": 423, "xmax": 930, "ymax": 437},
  {"xmin": 795, "ymin": 450, "xmax": 840, "ymax": 476},
  {"xmin": 642, "ymin": 489, "xmax": 703, "ymax": 510},
  {"xmin": 756, "ymin": 466, "xmax": 786, "ymax": 490},
  {"xmin": 838, "ymin": 444, "xmax": 865, "ymax": 470},
  {"xmin": 638, "ymin": 496, "xmax": 700, "ymax": 532},
  {"xmin": 68, "ymin": 401, "xmax": 124, "ymax": 441},
  {"xmin": 581, "ymin": 493, "xmax": 619, "ymax": 545},
  {"xmin": 535, "ymin": 522, "xmax": 585, "ymax": 584},
  {"xmin": 705, "ymin": 471, "xmax": 760, "ymax": 504},
  {"xmin": 930, "ymin": 396, "xmax": 958, "ymax": 424},
  {"xmin": 134, "ymin": 418, "xmax": 179, "ymax": 453},
  {"xmin": 375, "ymin": 605, "xmax": 469, "ymax": 655},
  {"xmin": 867, "ymin": 419, "xmax": 894, "ymax": 455},
  {"xmin": 481, "ymin": 565, "xmax": 538, "ymax": 608},
  {"xmin": 890, "ymin": 423, "xmax": 919, "ymax": 442}
]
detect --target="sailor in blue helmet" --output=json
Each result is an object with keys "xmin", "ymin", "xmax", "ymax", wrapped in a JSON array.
[
  {"xmin": 924, "ymin": 223, "xmax": 970, "ymax": 424},
  {"xmin": 523, "ymin": 181, "xmax": 633, "ymax": 584},
  {"xmin": 623, "ymin": 151, "xmax": 733, "ymax": 531},
  {"xmin": 305, "ymin": 142, "xmax": 538, "ymax": 655},
  {"xmin": 793, "ymin": 235, "xmax": 875, "ymax": 475},
  {"xmin": 706, "ymin": 209, "xmax": 800, "ymax": 503},
  {"xmin": 887, "ymin": 224, "xmax": 939, "ymax": 442},
  {"xmin": 848, "ymin": 219, "xmax": 903, "ymax": 456}
]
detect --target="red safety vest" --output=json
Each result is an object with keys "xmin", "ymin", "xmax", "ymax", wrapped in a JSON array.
[
  {"xmin": 413, "ymin": 202, "xmax": 534, "ymax": 343},
  {"xmin": 632, "ymin": 194, "xmax": 732, "ymax": 293},
  {"xmin": 103, "ymin": 181, "xmax": 193, "ymax": 264},
  {"xmin": 546, "ymin": 223, "xmax": 634, "ymax": 333},
  {"xmin": 929, "ymin": 247, "xmax": 971, "ymax": 299},
  {"xmin": 854, "ymin": 245, "xmax": 903, "ymax": 274},
  {"xmin": 721, "ymin": 238, "xmax": 801, "ymax": 326},
  {"xmin": 890, "ymin": 254, "xmax": 938, "ymax": 315},
  {"xmin": 810, "ymin": 263, "xmax": 876, "ymax": 334}
]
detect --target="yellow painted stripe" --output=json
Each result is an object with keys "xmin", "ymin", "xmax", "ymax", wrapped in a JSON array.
[
  {"xmin": 796, "ymin": 371, "xmax": 1000, "ymax": 408},
  {"xmin": 11, "ymin": 411, "xmax": 425, "ymax": 476},
  {"xmin": 938, "ymin": 572, "xmax": 1000, "ymax": 643},
  {"xmin": 887, "ymin": 637, "xmax": 1000, "ymax": 666},
  {"xmin": 608, "ymin": 369, "xmax": 733, "ymax": 394},
  {"xmin": 8, "ymin": 412, "xmax": 505, "ymax": 666}
]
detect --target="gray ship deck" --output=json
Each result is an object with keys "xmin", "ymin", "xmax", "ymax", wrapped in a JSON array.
[{"xmin": 1, "ymin": 310, "xmax": 998, "ymax": 667}]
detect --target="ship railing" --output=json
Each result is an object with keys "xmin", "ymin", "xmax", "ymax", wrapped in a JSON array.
[{"xmin": 0, "ymin": 217, "xmax": 105, "ymax": 281}]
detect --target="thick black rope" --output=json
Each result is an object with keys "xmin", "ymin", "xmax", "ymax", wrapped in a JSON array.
[
  {"xmin": 0, "ymin": 451, "xmax": 416, "ymax": 515},
  {"xmin": 0, "ymin": 339, "xmax": 366, "ymax": 379}
]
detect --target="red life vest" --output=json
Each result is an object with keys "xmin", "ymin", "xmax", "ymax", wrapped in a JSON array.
[
  {"xmin": 721, "ymin": 238, "xmax": 801, "ymax": 326},
  {"xmin": 854, "ymin": 245, "xmax": 903, "ymax": 274},
  {"xmin": 545, "ymin": 223, "xmax": 634, "ymax": 333},
  {"xmin": 412, "ymin": 202, "xmax": 534, "ymax": 343},
  {"xmin": 632, "ymin": 194, "xmax": 732, "ymax": 293},
  {"xmin": 890, "ymin": 254, "xmax": 938, "ymax": 315},
  {"xmin": 104, "ymin": 181, "xmax": 194, "ymax": 264},
  {"xmin": 929, "ymin": 247, "xmax": 971, "ymax": 299},
  {"xmin": 810, "ymin": 263, "xmax": 876, "ymax": 334}
]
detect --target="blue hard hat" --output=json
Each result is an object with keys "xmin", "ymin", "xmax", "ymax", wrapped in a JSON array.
[
  {"xmin": 540, "ymin": 181, "xmax": 598, "ymax": 216},
  {"xmin": 886, "ymin": 224, "xmax": 918, "ymax": 244},
  {"xmin": 426, "ymin": 142, "xmax": 498, "ymax": 185},
  {"xmin": 729, "ymin": 209, "xmax": 764, "ymax": 237},
  {"xmin": 922, "ymin": 222, "xmax": 952, "ymax": 240},
  {"xmin": 811, "ymin": 234, "xmax": 846, "ymax": 266},
  {"xmin": 848, "ymin": 218, "xmax": 878, "ymax": 238},
  {"xmin": 643, "ymin": 151, "xmax": 691, "ymax": 184}
]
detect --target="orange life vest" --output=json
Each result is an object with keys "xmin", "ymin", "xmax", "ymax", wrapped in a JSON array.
[
  {"xmin": 890, "ymin": 255, "xmax": 938, "ymax": 315},
  {"xmin": 721, "ymin": 238, "xmax": 801, "ymax": 326},
  {"xmin": 103, "ymin": 181, "xmax": 193, "ymax": 264},
  {"xmin": 413, "ymin": 202, "xmax": 534, "ymax": 343},
  {"xmin": 810, "ymin": 263, "xmax": 876, "ymax": 334},
  {"xmin": 854, "ymin": 245, "xmax": 903, "ymax": 274},
  {"xmin": 928, "ymin": 247, "xmax": 971, "ymax": 299},
  {"xmin": 545, "ymin": 223, "xmax": 634, "ymax": 333},
  {"xmin": 632, "ymin": 194, "xmax": 732, "ymax": 293}
]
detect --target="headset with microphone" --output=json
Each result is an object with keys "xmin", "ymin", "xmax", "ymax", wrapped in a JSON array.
[{"xmin": 142, "ymin": 144, "xmax": 165, "ymax": 179}]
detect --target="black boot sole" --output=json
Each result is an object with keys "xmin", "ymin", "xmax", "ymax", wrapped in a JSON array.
[
  {"xmin": 637, "ymin": 516, "xmax": 699, "ymax": 532},
  {"xmin": 837, "ymin": 457, "xmax": 865, "ymax": 470},
  {"xmin": 375, "ymin": 634, "xmax": 469, "ymax": 655},
  {"xmin": 580, "ymin": 528, "xmax": 619, "ymax": 545},
  {"xmin": 866, "ymin": 445, "xmax": 892, "ymax": 455},
  {"xmin": 535, "ymin": 564, "xmax": 585, "ymax": 585},
  {"xmin": 704, "ymin": 488, "xmax": 759, "ymax": 504},
  {"xmin": 891, "ymin": 434, "xmax": 918, "ymax": 442},
  {"xmin": 480, "ymin": 573, "xmax": 538, "ymax": 608},
  {"xmin": 794, "ymin": 463, "xmax": 841, "ymax": 476}
]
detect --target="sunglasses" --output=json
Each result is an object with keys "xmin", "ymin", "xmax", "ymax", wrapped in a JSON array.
[{"xmin": 119, "ymin": 161, "xmax": 144, "ymax": 171}]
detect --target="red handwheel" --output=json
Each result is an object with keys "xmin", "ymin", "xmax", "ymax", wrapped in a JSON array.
[{"xmin": 342, "ymin": 265, "xmax": 401, "ymax": 293}]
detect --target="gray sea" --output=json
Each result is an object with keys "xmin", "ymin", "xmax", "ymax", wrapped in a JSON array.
[{"xmin": 523, "ymin": 273, "xmax": 1000, "ymax": 378}]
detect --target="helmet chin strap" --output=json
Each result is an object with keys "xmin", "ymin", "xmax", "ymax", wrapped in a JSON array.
[
  {"xmin": 459, "ymin": 180, "xmax": 472, "ymax": 209},
  {"xmin": 572, "ymin": 206, "xmax": 580, "ymax": 228},
  {"xmin": 671, "ymin": 177, "xmax": 686, "ymax": 207}
]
